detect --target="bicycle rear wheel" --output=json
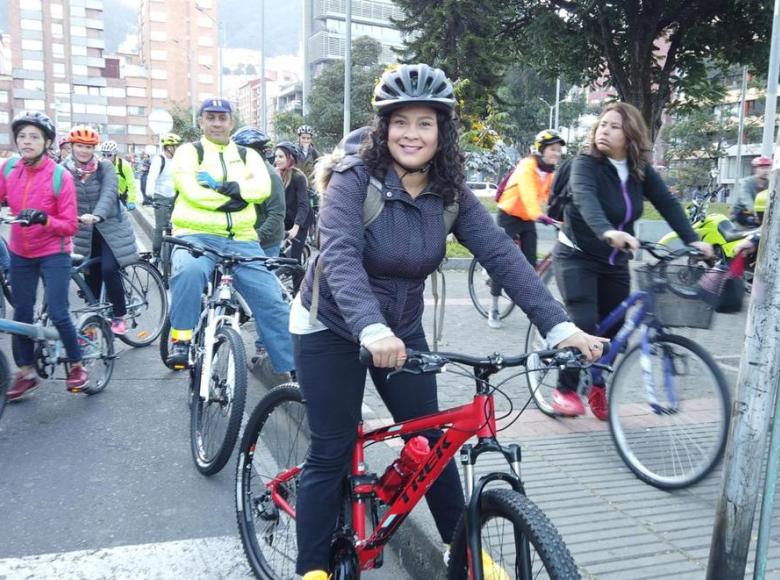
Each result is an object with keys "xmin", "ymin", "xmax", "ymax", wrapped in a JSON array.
[
  {"xmin": 77, "ymin": 313, "xmax": 114, "ymax": 395},
  {"xmin": 448, "ymin": 488, "xmax": 579, "ymax": 580},
  {"xmin": 467, "ymin": 257, "xmax": 515, "ymax": 319},
  {"xmin": 190, "ymin": 325, "xmax": 247, "ymax": 475},
  {"xmin": 0, "ymin": 351, "xmax": 10, "ymax": 422},
  {"xmin": 524, "ymin": 268, "xmax": 564, "ymax": 416},
  {"xmin": 236, "ymin": 384, "xmax": 309, "ymax": 579},
  {"xmin": 118, "ymin": 260, "xmax": 168, "ymax": 347},
  {"xmin": 608, "ymin": 333, "xmax": 730, "ymax": 489}
]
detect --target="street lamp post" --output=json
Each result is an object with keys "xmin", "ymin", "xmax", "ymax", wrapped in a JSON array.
[
  {"xmin": 539, "ymin": 98, "xmax": 553, "ymax": 129},
  {"xmin": 196, "ymin": 4, "xmax": 223, "ymax": 96}
]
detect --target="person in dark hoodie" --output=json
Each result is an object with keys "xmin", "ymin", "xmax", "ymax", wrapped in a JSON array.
[
  {"xmin": 290, "ymin": 63, "xmax": 606, "ymax": 580},
  {"xmin": 551, "ymin": 101, "xmax": 713, "ymax": 420}
]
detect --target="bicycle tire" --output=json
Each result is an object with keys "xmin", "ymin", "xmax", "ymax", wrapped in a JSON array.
[
  {"xmin": 467, "ymin": 257, "xmax": 515, "ymax": 319},
  {"xmin": 274, "ymin": 264, "xmax": 305, "ymax": 301},
  {"xmin": 118, "ymin": 260, "xmax": 168, "ymax": 347},
  {"xmin": 524, "ymin": 268, "xmax": 564, "ymax": 416},
  {"xmin": 236, "ymin": 383, "xmax": 308, "ymax": 580},
  {"xmin": 158, "ymin": 317, "xmax": 180, "ymax": 370},
  {"xmin": 190, "ymin": 325, "xmax": 247, "ymax": 476},
  {"xmin": 0, "ymin": 273, "xmax": 11, "ymax": 319},
  {"xmin": 448, "ymin": 488, "xmax": 580, "ymax": 580},
  {"xmin": 0, "ymin": 351, "xmax": 10, "ymax": 422},
  {"xmin": 77, "ymin": 313, "xmax": 114, "ymax": 395},
  {"xmin": 608, "ymin": 333, "xmax": 730, "ymax": 490}
]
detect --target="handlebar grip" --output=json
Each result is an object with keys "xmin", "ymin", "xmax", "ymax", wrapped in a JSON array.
[{"xmin": 359, "ymin": 346, "xmax": 372, "ymax": 366}]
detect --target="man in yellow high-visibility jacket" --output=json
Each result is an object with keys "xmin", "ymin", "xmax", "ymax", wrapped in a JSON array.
[{"xmin": 165, "ymin": 98, "xmax": 294, "ymax": 376}]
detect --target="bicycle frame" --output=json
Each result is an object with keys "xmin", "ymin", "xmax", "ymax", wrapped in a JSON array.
[{"xmin": 266, "ymin": 378, "xmax": 522, "ymax": 573}]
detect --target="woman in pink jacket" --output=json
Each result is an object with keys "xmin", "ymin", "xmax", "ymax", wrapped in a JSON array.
[{"xmin": 0, "ymin": 112, "xmax": 88, "ymax": 401}]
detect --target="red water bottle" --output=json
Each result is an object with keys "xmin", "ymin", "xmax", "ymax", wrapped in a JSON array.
[{"xmin": 376, "ymin": 435, "xmax": 430, "ymax": 504}]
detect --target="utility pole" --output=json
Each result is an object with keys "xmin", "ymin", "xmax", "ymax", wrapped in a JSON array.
[
  {"xmin": 259, "ymin": 0, "xmax": 267, "ymax": 131},
  {"xmin": 733, "ymin": 66, "xmax": 749, "ymax": 204},
  {"xmin": 762, "ymin": 0, "xmax": 780, "ymax": 157},
  {"xmin": 554, "ymin": 78, "xmax": 561, "ymax": 129},
  {"xmin": 707, "ymin": 147, "xmax": 780, "ymax": 577},
  {"xmin": 343, "ymin": 0, "xmax": 352, "ymax": 138}
]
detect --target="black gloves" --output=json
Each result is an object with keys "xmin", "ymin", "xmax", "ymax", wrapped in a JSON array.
[
  {"xmin": 216, "ymin": 181, "xmax": 248, "ymax": 212},
  {"xmin": 18, "ymin": 208, "xmax": 47, "ymax": 226}
]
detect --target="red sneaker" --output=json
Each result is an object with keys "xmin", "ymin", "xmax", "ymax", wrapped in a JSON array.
[
  {"xmin": 551, "ymin": 389, "xmax": 585, "ymax": 416},
  {"xmin": 66, "ymin": 365, "xmax": 89, "ymax": 392},
  {"xmin": 588, "ymin": 385, "xmax": 608, "ymax": 421},
  {"xmin": 7, "ymin": 372, "xmax": 40, "ymax": 401}
]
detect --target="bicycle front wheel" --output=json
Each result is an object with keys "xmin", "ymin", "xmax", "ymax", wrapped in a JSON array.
[
  {"xmin": 448, "ymin": 488, "xmax": 580, "ymax": 580},
  {"xmin": 119, "ymin": 260, "xmax": 168, "ymax": 347},
  {"xmin": 236, "ymin": 384, "xmax": 309, "ymax": 579},
  {"xmin": 190, "ymin": 325, "xmax": 247, "ymax": 476},
  {"xmin": 467, "ymin": 257, "xmax": 515, "ymax": 319},
  {"xmin": 0, "ymin": 351, "xmax": 10, "ymax": 422},
  {"xmin": 608, "ymin": 333, "xmax": 730, "ymax": 489},
  {"xmin": 77, "ymin": 313, "xmax": 114, "ymax": 395}
]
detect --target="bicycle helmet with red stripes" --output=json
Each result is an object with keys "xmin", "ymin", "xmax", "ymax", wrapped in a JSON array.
[
  {"xmin": 372, "ymin": 64, "xmax": 456, "ymax": 115},
  {"xmin": 68, "ymin": 125, "xmax": 100, "ymax": 145}
]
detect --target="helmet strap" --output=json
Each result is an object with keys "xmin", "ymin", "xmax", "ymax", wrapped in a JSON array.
[{"xmin": 398, "ymin": 161, "xmax": 432, "ymax": 178}]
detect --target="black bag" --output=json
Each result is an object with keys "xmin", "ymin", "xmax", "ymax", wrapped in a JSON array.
[{"xmin": 547, "ymin": 156, "xmax": 575, "ymax": 221}]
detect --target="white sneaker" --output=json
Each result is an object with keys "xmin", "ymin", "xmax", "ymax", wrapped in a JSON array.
[{"xmin": 488, "ymin": 310, "xmax": 503, "ymax": 329}]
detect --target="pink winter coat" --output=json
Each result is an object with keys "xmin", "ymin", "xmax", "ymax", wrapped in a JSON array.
[{"xmin": 0, "ymin": 156, "xmax": 79, "ymax": 258}]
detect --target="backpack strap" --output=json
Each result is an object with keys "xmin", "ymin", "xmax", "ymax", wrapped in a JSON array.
[
  {"xmin": 2, "ymin": 157, "xmax": 18, "ymax": 180},
  {"xmin": 159, "ymin": 154, "xmax": 166, "ymax": 174},
  {"xmin": 193, "ymin": 141, "xmax": 204, "ymax": 166},
  {"xmin": 237, "ymin": 144, "xmax": 247, "ymax": 165},
  {"xmin": 2, "ymin": 158, "xmax": 64, "ymax": 197},
  {"xmin": 363, "ymin": 177, "xmax": 385, "ymax": 227}
]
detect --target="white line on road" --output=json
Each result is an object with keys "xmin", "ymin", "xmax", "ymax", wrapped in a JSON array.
[{"xmin": 0, "ymin": 536, "xmax": 252, "ymax": 579}]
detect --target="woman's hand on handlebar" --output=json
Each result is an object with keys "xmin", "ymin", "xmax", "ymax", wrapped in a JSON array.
[
  {"xmin": 603, "ymin": 230, "xmax": 639, "ymax": 252},
  {"xmin": 365, "ymin": 336, "xmax": 407, "ymax": 368},
  {"xmin": 556, "ymin": 331, "xmax": 609, "ymax": 362},
  {"xmin": 689, "ymin": 241, "xmax": 714, "ymax": 260}
]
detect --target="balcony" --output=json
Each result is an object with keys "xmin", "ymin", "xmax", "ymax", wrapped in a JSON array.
[
  {"xmin": 313, "ymin": 0, "xmax": 404, "ymax": 24},
  {"xmin": 309, "ymin": 30, "xmax": 345, "ymax": 63}
]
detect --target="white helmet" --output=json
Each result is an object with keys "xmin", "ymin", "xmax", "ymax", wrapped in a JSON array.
[{"xmin": 98, "ymin": 140, "xmax": 118, "ymax": 154}]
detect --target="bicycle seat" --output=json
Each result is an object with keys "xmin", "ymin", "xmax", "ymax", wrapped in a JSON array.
[
  {"xmin": 71, "ymin": 253, "xmax": 86, "ymax": 266},
  {"xmin": 716, "ymin": 219, "xmax": 749, "ymax": 243}
]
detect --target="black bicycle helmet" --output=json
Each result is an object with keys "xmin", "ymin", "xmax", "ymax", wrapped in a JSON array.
[
  {"xmin": 232, "ymin": 126, "xmax": 270, "ymax": 149},
  {"xmin": 275, "ymin": 141, "xmax": 301, "ymax": 162},
  {"xmin": 372, "ymin": 64, "xmax": 456, "ymax": 114},
  {"xmin": 533, "ymin": 129, "xmax": 566, "ymax": 153},
  {"xmin": 12, "ymin": 111, "xmax": 56, "ymax": 142},
  {"xmin": 338, "ymin": 126, "xmax": 372, "ymax": 156}
]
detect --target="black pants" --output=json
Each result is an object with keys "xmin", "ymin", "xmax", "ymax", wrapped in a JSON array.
[
  {"xmin": 293, "ymin": 328, "xmax": 464, "ymax": 574},
  {"xmin": 491, "ymin": 210, "xmax": 537, "ymax": 297},
  {"xmin": 285, "ymin": 215, "xmax": 311, "ymax": 263},
  {"xmin": 87, "ymin": 229, "xmax": 127, "ymax": 318},
  {"xmin": 553, "ymin": 243, "xmax": 630, "ymax": 390}
]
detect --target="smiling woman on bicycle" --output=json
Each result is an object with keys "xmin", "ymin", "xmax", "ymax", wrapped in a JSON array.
[
  {"xmin": 63, "ymin": 126, "xmax": 139, "ymax": 337},
  {"xmin": 552, "ymin": 102, "xmax": 713, "ymax": 419},
  {"xmin": 290, "ymin": 63, "xmax": 605, "ymax": 580},
  {"xmin": 0, "ymin": 112, "xmax": 87, "ymax": 400}
]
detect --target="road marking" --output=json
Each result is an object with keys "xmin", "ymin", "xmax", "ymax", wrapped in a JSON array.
[{"xmin": 0, "ymin": 536, "xmax": 251, "ymax": 579}]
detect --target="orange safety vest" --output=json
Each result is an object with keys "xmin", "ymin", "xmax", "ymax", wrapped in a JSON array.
[{"xmin": 496, "ymin": 156, "xmax": 554, "ymax": 221}]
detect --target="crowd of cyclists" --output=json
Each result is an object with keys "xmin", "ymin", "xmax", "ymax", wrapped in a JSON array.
[{"xmin": 4, "ymin": 60, "xmax": 766, "ymax": 579}]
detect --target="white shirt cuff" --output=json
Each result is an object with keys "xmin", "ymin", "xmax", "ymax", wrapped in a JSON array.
[
  {"xmin": 545, "ymin": 322, "xmax": 581, "ymax": 349},
  {"xmin": 359, "ymin": 323, "xmax": 395, "ymax": 347}
]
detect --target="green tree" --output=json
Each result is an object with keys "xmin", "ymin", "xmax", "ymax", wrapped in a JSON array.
[
  {"xmin": 393, "ymin": 0, "xmax": 772, "ymax": 139},
  {"xmin": 271, "ymin": 111, "xmax": 304, "ymax": 142},
  {"xmin": 169, "ymin": 105, "xmax": 201, "ymax": 142},
  {"xmin": 307, "ymin": 36, "xmax": 387, "ymax": 150}
]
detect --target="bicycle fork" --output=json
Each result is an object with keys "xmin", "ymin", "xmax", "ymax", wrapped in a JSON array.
[
  {"xmin": 460, "ymin": 440, "xmax": 524, "ymax": 580},
  {"xmin": 198, "ymin": 278, "xmax": 240, "ymax": 400}
]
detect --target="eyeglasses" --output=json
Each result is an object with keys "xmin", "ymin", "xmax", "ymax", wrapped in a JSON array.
[{"xmin": 101, "ymin": 152, "xmax": 114, "ymax": 158}]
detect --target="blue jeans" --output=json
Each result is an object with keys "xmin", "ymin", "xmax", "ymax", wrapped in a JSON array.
[
  {"xmin": 10, "ymin": 252, "xmax": 82, "ymax": 366},
  {"xmin": 169, "ymin": 234, "xmax": 294, "ymax": 373},
  {"xmin": 260, "ymin": 242, "xmax": 281, "ymax": 258}
]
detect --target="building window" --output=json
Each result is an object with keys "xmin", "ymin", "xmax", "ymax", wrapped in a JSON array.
[
  {"xmin": 22, "ymin": 59, "xmax": 44, "ymax": 71},
  {"xmin": 52, "ymin": 43, "xmax": 65, "ymax": 58},
  {"xmin": 108, "ymin": 106, "xmax": 127, "ymax": 117},
  {"xmin": 72, "ymin": 103, "xmax": 86, "ymax": 114},
  {"xmin": 149, "ymin": 11, "xmax": 167, "ymax": 22},
  {"xmin": 128, "ymin": 125, "xmax": 147, "ymax": 135},
  {"xmin": 72, "ymin": 64, "xmax": 88, "ymax": 76},
  {"xmin": 198, "ymin": 36, "xmax": 214, "ymax": 47},
  {"xmin": 199, "ymin": 73, "xmax": 214, "ymax": 84},
  {"xmin": 53, "ymin": 63, "xmax": 66, "ymax": 77},
  {"xmin": 127, "ymin": 106, "xmax": 146, "ymax": 116},
  {"xmin": 107, "ymin": 124, "xmax": 127, "ymax": 136},
  {"xmin": 54, "ymin": 83, "xmax": 70, "ymax": 95},
  {"xmin": 152, "ymin": 88, "xmax": 168, "ymax": 99},
  {"xmin": 21, "ymin": 39, "xmax": 43, "ymax": 51},
  {"xmin": 150, "ymin": 30, "xmax": 167, "ymax": 41},
  {"xmin": 71, "ymin": 6, "xmax": 86, "ymax": 17},
  {"xmin": 0, "ymin": 112, "xmax": 9, "ymax": 124},
  {"xmin": 151, "ymin": 50, "xmax": 167, "ymax": 61},
  {"xmin": 24, "ymin": 99, "xmax": 46, "ymax": 110},
  {"xmin": 21, "ymin": 19, "xmax": 43, "ymax": 31},
  {"xmin": 72, "ymin": 45, "xmax": 87, "ymax": 56},
  {"xmin": 198, "ymin": 54, "xmax": 213, "ymax": 66},
  {"xmin": 71, "ymin": 26, "xmax": 87, "ymax": 38},
  {"xmin": 51, "ymin": 3, "xmax": 64, "ymax": 19},
  {"xmin": 51, "ymin": 23, "xmax": 64, "ymax": 38},
  {"xmin": 198, "ymin": 15, "xmax": 214, "ymax": 28},
  {"xmin": 23, "ymin": 79, "xmax": 45, "ymax": 91},
  {"xmin": 127, "ymin": 87, "xmax": 147, "ymax": 97},
  {"xmin": 151, "ymin": 69, "xmax": 167, "ymax": 80},
  {"xmin": 0, "ymin": 91, "xmax": 8, "ymax": 104}
]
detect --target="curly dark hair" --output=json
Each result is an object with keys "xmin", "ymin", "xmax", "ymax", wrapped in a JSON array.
[{"xmin": 361, "ymin": 109, "xmax": 465, "ymax": 206}]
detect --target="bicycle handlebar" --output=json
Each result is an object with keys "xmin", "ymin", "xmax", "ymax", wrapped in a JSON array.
[
  {"xmin": 162, "ymin": 235, "xmax": 300, "ymax": 267},
  {"xmin": 638, "ymin": 240, "xmax": 704, "ymax": 261},
  {"xmin": 0, "ymin": 215, "xmax": 31, "ymax": 226},
  {"xmin": 359, "ymin": 343, "xmax": 611, "ymax": 375}
]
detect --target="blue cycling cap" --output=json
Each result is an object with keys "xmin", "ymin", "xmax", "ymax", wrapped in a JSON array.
[{"xmin": 199, "ymin": 98, "xmax": 232, "ymax": 114}]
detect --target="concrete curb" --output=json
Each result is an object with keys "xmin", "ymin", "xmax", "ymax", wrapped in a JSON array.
[{"xmin": 132, "ymin": 204, "xmax": 155, "ymax": 243}]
